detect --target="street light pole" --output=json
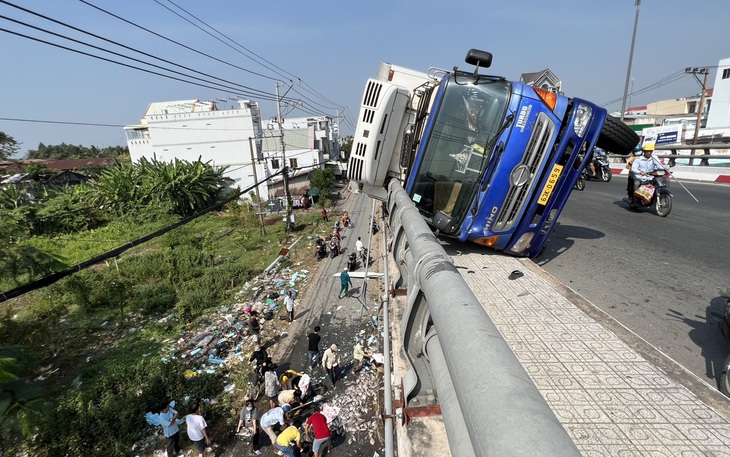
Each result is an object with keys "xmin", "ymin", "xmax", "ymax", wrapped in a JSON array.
[{"xmin": 620, "ymin": 0, "xmax": 641, "ymax": 122}]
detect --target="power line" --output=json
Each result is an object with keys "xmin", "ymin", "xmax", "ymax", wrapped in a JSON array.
[
  {"xmin": 158, "ymin": 0, "xmax": 296, "ymax": 84},
  {"xmin": 599, "ymin": 71, "xmax": 688, "ymax": 108},
  {"xmin": 78, "ymin": 0, "xmax": 281, "ymax": 82},
  {"xmin": 0, "ymin": 0, "xmax": 305, "ymax": 103},
  {"xmin": 0, "ymin": 13, "xmax": 278, "ymax": 100},
  {"xmin": 157, "ymin": 0, "xmax": 348, "ymax": 118},
  {"xmin": 0, "ymin": 169, "xmax": 284, "ymax": 304},
  {"xmin": 0, "ymin": 27, "xmax": 266, "ymax": 99}
]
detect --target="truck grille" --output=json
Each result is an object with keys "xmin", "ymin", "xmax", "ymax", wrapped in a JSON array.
[{"xmin": 492, "ymin": 112, "xmax": 555, "ymax": 232}]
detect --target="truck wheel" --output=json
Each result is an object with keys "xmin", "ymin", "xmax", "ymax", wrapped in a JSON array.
[
  {"xmin": 720, "ymin": 354, "xmax": 730, "ymax": 397},
  {"xmin": 596, "ymin": 115, "xmax": 640, "ymax": 155}
]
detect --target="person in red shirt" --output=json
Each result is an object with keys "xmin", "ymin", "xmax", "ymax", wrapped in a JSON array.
[{"xmin": 304, "ymin": 405, "xmax": 332, "ymax": 457}]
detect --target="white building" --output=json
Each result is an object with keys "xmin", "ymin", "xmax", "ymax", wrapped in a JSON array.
[
  {"xmin": 261, "ymin": 115, "xmax": 339, "ymax": 203},
  {"xmin": 124, "ymin": 99, "xmax": 268, "ymax": 199},
  {"xmin": 706, "ymin": 57, "xmax": 730, "ymax": 129},
  {"xmin": 124, "ymin": 101, "xmax": 340, "ymax": 203}
]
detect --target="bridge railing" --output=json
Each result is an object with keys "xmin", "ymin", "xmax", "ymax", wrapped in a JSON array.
[
  {"xmin": 386, "ymin": 179, "xmax": 581, "ymax": 457},
  {"xmin": 613, "ymin": 143, "xmax": 730, "ymax": 167}
]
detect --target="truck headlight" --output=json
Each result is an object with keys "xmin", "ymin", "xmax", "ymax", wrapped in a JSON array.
[
  {"xmin": 572, "ymin": 103, "xmax": 592, "ymax": 137},
  {"xmin": 509, "ymin": 232, "xmax": 535, "ymax": 255}
]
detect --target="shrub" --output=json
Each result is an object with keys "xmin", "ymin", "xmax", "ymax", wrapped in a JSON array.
[
  {"xmin": 128, "ymin": 283, "xmax": 176, "ymax": 314},
  {"xmin": 30, "ymin": 344, "xmax": 223, "ymax": 457},
  {"xmin": 175, "ymin": 287, "xmax": 216, "ymax": 323}
]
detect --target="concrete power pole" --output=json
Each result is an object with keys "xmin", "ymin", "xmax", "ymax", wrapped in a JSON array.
[
  {"xmin": 248, "ymin": 136, "xmax": 266, "ymax": 236},
  {"xmin": 685, "ymin": 68, "xmax": 710, "ymax": 145},
  {"xmin": 276, "ymin": 83, "xmax": 293, "ymax": 232}
]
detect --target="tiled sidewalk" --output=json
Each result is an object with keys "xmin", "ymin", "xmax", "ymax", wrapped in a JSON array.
[{"xmin": 451, "ymin": 249, "xmax": 730, "ymax": 456}]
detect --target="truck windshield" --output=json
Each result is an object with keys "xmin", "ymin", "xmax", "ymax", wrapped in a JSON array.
[{"xmin": 410, "ymin": 76, "xmax": 510, "ymax": 228}]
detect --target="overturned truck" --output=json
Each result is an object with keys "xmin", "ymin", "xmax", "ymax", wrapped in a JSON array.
[{"xmin": 348, "ymin": 49, "xmax": 638, "ymax": 257}]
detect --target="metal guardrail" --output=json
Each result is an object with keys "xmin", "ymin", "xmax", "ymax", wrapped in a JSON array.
[
  {"xmin": 614, "ymin": 143, "xmax": 730, "ymax": 167},
  {"xmin": 385, "ymin": 179, "xmax": 581, "ymax": 456}
]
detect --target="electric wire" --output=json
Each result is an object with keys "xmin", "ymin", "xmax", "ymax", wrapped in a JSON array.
[
  {"xmin": 157, "ymin": 0, "xmax": 296, "ymax": 84},
  {"xmin": 78, "ymin": 0, "xmax": 280, "ymax": 82},
  {"xmin": 0, "ymin": 0, "xmax": 302, "ymax": 103},
  {"xmin": 0, "ymin": 27, "xmax": 260, "ymax": 99},
  {"xmin": 598, "ymin": 71, "xmax": 688, "ymax": 108},
  {"xmin": 0, "ymin": 13, "xmax": 279, "ymax": 100},
  {"xmin": 0, "ymin": 2, "xmax": 353, "ymax": 139},
  {"xmin": 157, "ymin": 0, "xmax": 349, "ymax": 117},
  {"xmin": 0, "ymin": 168, "xmax": 285, "ymax": 304}
]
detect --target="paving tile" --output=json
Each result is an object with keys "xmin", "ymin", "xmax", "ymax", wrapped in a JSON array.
[{"xmin": 449, "ymin": 250, "xmax": 730, "ymax": 455}]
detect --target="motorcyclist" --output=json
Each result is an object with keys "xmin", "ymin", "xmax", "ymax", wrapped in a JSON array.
[
  {"xmin": 631, "ymin": 142, "xmax": 668, "ymax": 199},
  {"xmin": 586, "ymin": 149, "xmax": 598, "ymax": 177}
]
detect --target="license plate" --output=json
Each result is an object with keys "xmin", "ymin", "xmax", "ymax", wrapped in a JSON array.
[{"xmin": 538, "ymin": 164, "xmax": 563, "ymax": 205}]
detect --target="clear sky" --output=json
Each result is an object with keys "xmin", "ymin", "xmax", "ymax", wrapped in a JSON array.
[{"xmin": 1, "ymin": 0, "xmax": 728, "ymax": 157}]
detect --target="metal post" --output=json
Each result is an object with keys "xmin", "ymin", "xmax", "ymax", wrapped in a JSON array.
[
  {"xmin": 248, "ymin": 137, "xmax": 266, "ymax": 235},
  {"xmin": 276, "ymin": 83, "xmax": 293, "ymax": 232},
  {"xmin": 620, "ymin": 0, "xmax": 641, "ymax": 122},
  {"xmin": 360, "ymin": 198, "xmax": 376, "ymax": 318},
  {"xmin": 381, "ymin": 219, "xmax": 394, "ymax": 457}
]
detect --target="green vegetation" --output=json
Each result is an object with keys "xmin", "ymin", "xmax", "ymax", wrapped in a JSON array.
[
  {"xmin": 0, "ymin": 157, "xmax": 329, "ymax": 456},
  {"xmin": 26, "ymin": 143, "xmax": 129, "ymax": 160},
  {"xmin": 310, "ymin": 168, "xmax": 337, "ymax": 209},
  {"xmin": 0, "ymin": 132, "xmax": 20, "ymax": 161}
]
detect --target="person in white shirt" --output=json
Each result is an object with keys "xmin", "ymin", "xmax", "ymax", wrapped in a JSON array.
[
  {"xmin": 355, "ymin": 237, "xmax": 364, "ymax": 258},
  {"xmin": 631, "ymin": 142, "xmax": 668, "ymax": 198},
  {"xmin": 158, "ymin": 402, "xmax": 181, "ymax": 457},
  {"xmin": 186, "ymin": 402, "xmax": 210, "ymax": 457}
]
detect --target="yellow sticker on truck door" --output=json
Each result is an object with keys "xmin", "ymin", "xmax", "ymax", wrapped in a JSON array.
[{"xmin": 538, "ymin": 164, "xmax": 563, "ymax": 205}]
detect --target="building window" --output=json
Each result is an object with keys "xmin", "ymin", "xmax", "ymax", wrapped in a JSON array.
[
  {"xmin": 289, "ymin": 158, "xmax": 298, "ymax": 169},
  {"xmin": 687, "ymin": 102, "xmax": 696, "ymax": 114},
  {"xmin": 723, "ymin": 68, "xmax": 730, "ymax": 79},
  {"xmin": 271, "ymin": 159, "xmax": 280, "ymax": 169}
]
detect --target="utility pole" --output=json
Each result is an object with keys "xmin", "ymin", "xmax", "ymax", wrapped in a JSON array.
[
  {"xmin": 620, "ymin": 0, "xmax": 641, "ymax": 122},
  {"xmin": 248, "ymin": 136, "xmax": 266, "ymax": 236},
  {"xmin": 276, "ymin": 83, "xmax": 293, "ymax": 232},
  {"xmin": 685, "ymin": 67, "xmax": 710, "ymax": 145}
]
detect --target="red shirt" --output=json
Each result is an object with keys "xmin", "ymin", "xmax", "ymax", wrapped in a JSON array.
[{"xmin": 306, "ymin": 411, "xmax": 331, "ymax": 439}]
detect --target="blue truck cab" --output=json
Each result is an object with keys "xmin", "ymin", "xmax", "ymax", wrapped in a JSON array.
[{"xmin": 348, "ymin": 49, "xmax": 638, "ymax": 257}]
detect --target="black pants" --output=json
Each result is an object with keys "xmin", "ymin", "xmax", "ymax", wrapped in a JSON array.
[
  {"xmin": 327, "ymin": 365, "xmax": 338, "ymax": 386},
  {"xmin": 626, "ymin": 172, "xmax": 634, "ymax": 197},
  {"xmin": 251, "ymin": 428, "xmax": 260, "ymax": 452},
  {"xmin": 166, "ymin": 431, "xmax": 181, "ymax": 456}
]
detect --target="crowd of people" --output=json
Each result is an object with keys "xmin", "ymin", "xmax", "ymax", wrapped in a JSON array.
[
  {"xmin": 151, "ymin": 206, "xmax": 380, "ymax": 456},
  {"xmin": 152, "ymin": 320, "xmax": 378, "ymax": 456},
  {"xmin": 234, "ymin": 324, "xmax": 377, "ymax": 456}
]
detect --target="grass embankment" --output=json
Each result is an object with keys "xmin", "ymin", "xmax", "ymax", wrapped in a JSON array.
[{"xmin": 0, "ymin": 203, "xmax": 329, "ymax": 456}]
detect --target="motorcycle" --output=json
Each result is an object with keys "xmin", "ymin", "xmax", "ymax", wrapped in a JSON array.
[
  {"xmin": 347, "ymin": 252, "xmax": 358, "ymax": 271},
  {"xmin": 329, "ymin": 236, "xmax": 340, "ymax": 258},
  {"xmin": 361, "ymin": 247, "xmax": 373, "ymax": 267},
  {"xmin": 586, "ymin": 148, "xmax": 612, "ymax": 182},
  {"xmin": 370, "ymin": 216, "xmax": 379, "ymax": 235},
  {"xmin": 627, "ymin": 170, "xmax": 673, "ymax": 217},
  {"xmin": 574, "ymin": 169, "xmax": 586, "ymax": 191},
  {"xmin": 315, "ymin": 238, "xmax": 327, "ymax": 261}
]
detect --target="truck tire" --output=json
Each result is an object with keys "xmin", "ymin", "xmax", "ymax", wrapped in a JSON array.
[{"xmin": 596, "ymin": 115, "xmax": 640, "ymax": 155}]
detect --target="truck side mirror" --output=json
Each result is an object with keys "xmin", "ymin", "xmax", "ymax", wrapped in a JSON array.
[{"xmin": 465, "ymin": 49, "xmax": 493, "ymax": 69}]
